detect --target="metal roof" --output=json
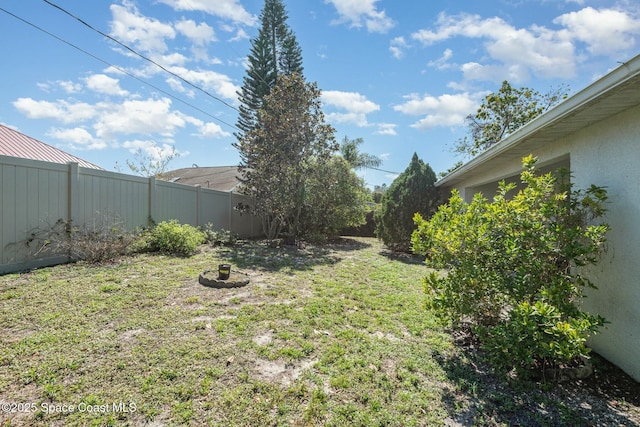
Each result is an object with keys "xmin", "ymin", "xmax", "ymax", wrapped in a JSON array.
[
  {"xmin": 0, "ymin": 124, "xmax": 103, "ymax": 170},
  {"xmin": 163, "ymin": 166, "xmax": 243, "ymax": 192},
  {"xmin": 437, "ymin": 54, "xmax": 640, "ymax": 188}
]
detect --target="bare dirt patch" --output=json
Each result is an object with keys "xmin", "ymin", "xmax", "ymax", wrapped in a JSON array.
[
  {"xmin": 253, "ymin": 330, "xmax": 274, "ymax": 346},
  {"xmin": 253, "ymin": 358, "xmax": 317, "ymax": 387}
]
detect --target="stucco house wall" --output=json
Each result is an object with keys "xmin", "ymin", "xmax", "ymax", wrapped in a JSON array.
[{"xmin": 436, "ymin": 57, "xmax": 640, "ymax": 382}]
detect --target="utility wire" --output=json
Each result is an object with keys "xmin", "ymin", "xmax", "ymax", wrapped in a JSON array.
[
  {"xmin": 42, "ymin": 0, "xmax": 240, "ymax": 114},
  {"xmin": 0, "ymin": 6, "xmax": 240, "ymax": 132},
  {"xmin": 369, "ymin": 166, "xmax": 400, "ymax": 174},
  {"xmin": 17, "ymin": 2, "xmax": 393, "ymax": 167}
]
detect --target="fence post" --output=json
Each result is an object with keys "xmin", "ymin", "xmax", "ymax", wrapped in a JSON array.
[
  {"xmin": 148, "ymin": 176, "xmax": 156, "ymax": 226},
  {"xmin": 196, "ymin": 185, "xmax": 201, "ymax": 227},
  {"xmin": 228, "ymin": 191, "xmax": 233, "ymax": 231},
  {"xmin": 68, "ymin": 162, "xmax": 79, "ymax": 226}
]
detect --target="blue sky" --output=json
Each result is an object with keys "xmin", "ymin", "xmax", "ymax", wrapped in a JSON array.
[{"xmin": 1, "ymin": 0, "xmax": 639, "ymax": 188}]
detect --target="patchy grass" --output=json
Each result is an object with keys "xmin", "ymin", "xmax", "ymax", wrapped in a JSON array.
[{"xmin": 0, "ymin": 237, "xmax": 638, "ymax": 426}]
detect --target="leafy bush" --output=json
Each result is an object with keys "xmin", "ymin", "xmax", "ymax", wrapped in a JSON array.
[
  {"xmin": 144, "ymin": 220, "xmax": 206, "ymax": 255},
  {"xmin": 203, "ymin": 224, "xmax": 238, "ymax": 246},
  {"xmin": 479, "ymin": 301, "xmax": 603, "ymax": 375},
  {"xmin": 340, "ymin": 209, "xmax": 376, "ymax": 237},
  {"xmin": 375, "ymin": 153, "xmax": 439, "ymax": 252},
  {"xmin": 298, "ymin": 156, "xmax": 369, "ymax": 241},
  {"xmin": 412, "ymin": 155, "xmax": 609, "ymax": 377},
  {"xmin": 37, "ymin": 214, "xmax": 137, "ymax": 264}
]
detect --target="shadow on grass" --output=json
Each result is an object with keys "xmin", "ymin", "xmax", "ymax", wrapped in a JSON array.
[
  {"xmin": 221, "ymin": 242, "xmax": 365, "ymax": 272},
  {"xmin": 378, "ymin": 248, "xmax": 425, "ymax": 265},
  {"xmin": 436, "ymin": 342, "xmax": 640, "ymax": 426},
  {"xmin": 324, "ymin": 237, "xmax": 372, "ymax": 252}
]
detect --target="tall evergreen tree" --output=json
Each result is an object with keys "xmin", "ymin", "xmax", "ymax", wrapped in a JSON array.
[
  {"xmin": 235, "ymin": 74, "xmax": 337, "ymax": 240},
  {"xmin": 235, "ymin": 33, "xmax": 275, "ymax": 136},
  {"xmin": 375, "ymin": 153, "xmax": 440, "ymax": 252},
  {"xmin": 235, "ymin": 0, "xmax": 303, "ymax": 139}
]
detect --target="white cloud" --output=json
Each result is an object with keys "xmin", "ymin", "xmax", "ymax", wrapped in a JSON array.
[
  {"xmin": 175, "ymin": 18, "xmax": 216, "ymax": 45},
  {"xmin": 84, "ymin": 74, "xmax": 129, "ymax": 96},
  {"xmin": 428, "ymin": 48, "xmax": 454, "ymax": 70},
  {"xmin": 59, "ymin": 81, "xmax": 83, "ymax": 94},
  {"xmin": 554, "ymin": 7, "xmax": 640, "ymax": 55},
  {"xmin": 393, "ymin": 92, "xmax": 478, "ymax": 130},
  {"xmin": 109, "ymin": 3, "xmax": 175, "ymax": 54},
  {"xmin": 167, "ymin": 67, "xmax": 240, "ymax": 102},
  {"xmin": 14, "ymin": 91, "xmax": 231, "ymax": 149},
  {"xmin": 411, "ymin": 13, "xmax": 576, "ymax": 80},
  {"xmin": 155, "ymin": 52, "xmax": 190, "ymax": 67},
  {"xmin": 157, "ymin": 0, "xmax": 257, "ymax": 26},
  {"xmin": 181, "ymin": 115, "xmax": 231, "ymax": 138},
  {"xmin": 389, "ymin": 36, "xmax": 408, "ymax": 59},
  {"xmin": 196, "ymin": 121, "xmax": 231, "ymax": 138},
  {"xmin": 122, "ymin": 139, "xmax": 188, "ymax": 161},
  {"xmin": 37, "ymin": 80, "xmax": 83, "ymax": 94},
  {"xmin": 326, "ymin": 112, "xmax": 370, "ymax": 126},
  {"xmin": 375, "ymin": 123, "xmax": 397, "ymax": 136},
  {"xmin": 322, "ymin": 90, "xmax": 380, "ymax": 127},
  {"xmin": 325, "ymin": 0, "xmax": 395, "ymax": 33},
  {"xmin": 322, "ymin": 90, "xmax": 380, "ymax": 114},
  {"xmin": 13, "ymin": 98, "xmax": 97, "ymax": 124},
  {"xmin": 166, "ymin": 77, "xmax": 195, "ymax": 97},
  {"xmin": 460, "ymin": 62, "xmax": 533, "ymax": 84},
  {"xmin": 47, "ymin": 127, "xmax": 106, "ymax": 150},
  {"xmin": 228, "ymin": 28, "xmax": 249, "ymax": 42},
  {"xmin": 93, "ymin": 98, "xmax": 186, "ymax": 138},
  {"xmin": 409, "ymin": 7, "xmax": 640, "ymax": 82},
  {"xmin": 104, "ymin": 66, "xmax": 126, "ymax": 76}
]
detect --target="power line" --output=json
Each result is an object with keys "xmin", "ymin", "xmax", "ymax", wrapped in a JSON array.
[
  {"xmin": 42, "ymin": 0, "xmax": 240, "ymax": 114},
  {"xmin": 369, "ymin": 166, "xmax": 400, "ymax": 175},
  {"xmin": 0, "ymin": 6, "xmax": 240, "ymax": 132}
]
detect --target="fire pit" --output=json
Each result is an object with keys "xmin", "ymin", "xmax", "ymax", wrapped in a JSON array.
[{"xmin": 198, "ymin": 267, "xmax": 250, "ymax": 288}]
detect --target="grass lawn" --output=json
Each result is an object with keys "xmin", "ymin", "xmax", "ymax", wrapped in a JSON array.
[{"xmin": 1, "ymin": 237, "xmax": 639, "ymax": 426}]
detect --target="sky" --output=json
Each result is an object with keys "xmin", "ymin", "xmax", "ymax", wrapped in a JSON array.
[{"xmin": 1, "ymin": 0, "xmax": 639, "ymax": 188}]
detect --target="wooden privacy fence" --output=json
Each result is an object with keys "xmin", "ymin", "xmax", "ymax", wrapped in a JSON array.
[{"xmin": 0, "ymin": 155, "xmax": 260, "ymax": 274}]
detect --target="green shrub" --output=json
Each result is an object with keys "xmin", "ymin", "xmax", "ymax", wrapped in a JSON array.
[
  {"xmin": 145, "ymin": 220, "xmax": 206, "ymax": 255},
  {"xmin": 412, "ymin": 155, "xmax": 609, "ymax": 377},
  {"xmin": 298, "ymin": 156, "xmax": 369, "ymax": 241},
  {"xmin": 203, "ymin": 224, "xmax": 238, "ymax": 246},
  {"xmin": 375, "ymin": 153, "xmax": 439, "ymax": 252},
  {"xmin": 479, "ymin": 301, "xmax": 603, "ymax": 374}
]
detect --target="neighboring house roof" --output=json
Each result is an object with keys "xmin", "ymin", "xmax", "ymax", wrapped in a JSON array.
[
  {"xmin": 437, "ymin": 54, "xmax": 640, "ymax": 188},
  {"xmin": 0, "ymin": 124, "xmax": 103, "ymax": 170},
  {"xmin": 164, "ymin": 166, "xmax": 243, "ymax": 192}
]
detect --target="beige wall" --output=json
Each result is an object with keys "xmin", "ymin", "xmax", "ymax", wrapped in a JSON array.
[
  {"xmin": 440, "ymin": 103, "xmax": 640, "ymax": 381},
  {"xmin": 1, "ymin": 156, "xmax": 260, "ymax": 274}
]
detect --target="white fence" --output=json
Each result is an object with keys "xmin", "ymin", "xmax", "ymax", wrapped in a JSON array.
[{"xmin": 1, "ymin": 155, "xmax": 259, "ymax": 274}]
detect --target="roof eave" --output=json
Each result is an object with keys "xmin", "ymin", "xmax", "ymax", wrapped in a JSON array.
[{"xmin": 437, "ymin": 54, "xmax": 640, "ymax": 188}]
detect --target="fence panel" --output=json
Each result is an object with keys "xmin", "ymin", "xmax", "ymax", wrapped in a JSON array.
[
  {"xmin": 154, "ymin": 180, "xmax": 198, "ymax": 225},
  {"xmin": 75, "ymin": 169, "xmax": 149, "ymax": 230},
  {"xmin": 231, "ymin": 193, "xmax": 258, "ymax": 237},
  {"xmin": 1, "ymin": 156, "xmax": 260, "ymax": 274},
  {"xmin": 1, "ymin": 157, "xmax": 70, "ymax": 270}
]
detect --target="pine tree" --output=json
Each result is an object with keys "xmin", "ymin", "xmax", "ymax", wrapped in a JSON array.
[
  {"xmin": 375, "ymin": 153, "xmax": 440, "ymax": 252},
  {"xmin": 235, "ymin": 74, "xmax": 337, "ymax": 241},
  {"xmin": 235, "ymin": 33, "xmax": 275, "ymax": 136},
  {"xmin": 235, "ymin": 0, "xmax": 303, "ymax": 139}
]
